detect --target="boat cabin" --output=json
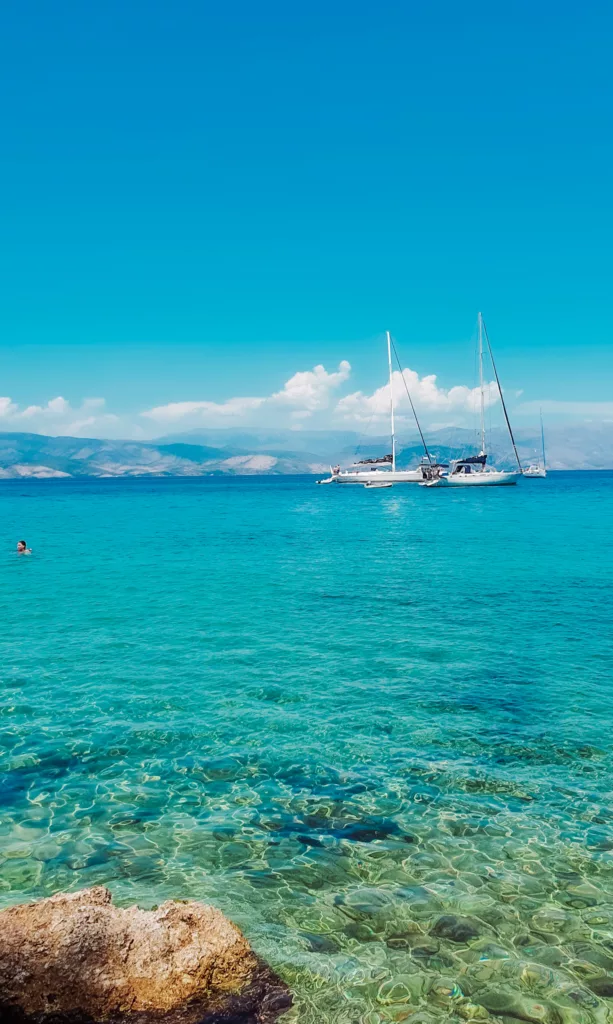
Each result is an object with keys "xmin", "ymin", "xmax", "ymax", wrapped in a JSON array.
[{"xmin": 450, "ymin": 454, "xmax": 487, "ymax": 476}]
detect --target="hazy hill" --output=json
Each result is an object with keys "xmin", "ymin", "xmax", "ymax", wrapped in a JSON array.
[
  {"xmin": 158, "ymin": 428, "xmax": 363, "ymax": 460},
  {"xmin": 0, "ymin": 424, "xmax": 611, "ymax": 477},
  {"xmin": 0, "ymin": 433, "xmax": 329, "ymax": 478}
]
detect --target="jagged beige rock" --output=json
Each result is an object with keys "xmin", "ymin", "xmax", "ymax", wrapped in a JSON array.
[{"xmin": 0, "ymin": 886, "xmax": 291, "ymax": 1023}]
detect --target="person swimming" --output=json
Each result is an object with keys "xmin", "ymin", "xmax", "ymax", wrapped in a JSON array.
[{"xmin": 17, "ymin": 540, "xmax": 32, "ymax": 554}]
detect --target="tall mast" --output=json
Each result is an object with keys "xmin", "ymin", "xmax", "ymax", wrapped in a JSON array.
[
  {"xmin": 540, "ymin": 408, "xmax": 546, "ymax": 469},
  {"xmin": 482, "ymin": 317, "xmax": 523, "ymax": 473},
  {"xmin": 386, "ymin": 330, "xmax": 396, "ymax": 471},
  {"xmin": 478, "ymin": 312, "xmax": 486, "ymax": 454}
]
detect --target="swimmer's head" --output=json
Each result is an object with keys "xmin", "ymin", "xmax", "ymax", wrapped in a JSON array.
[{"xmin": 17, "ymin": 540, "xmax": 27, "ymax": 552}]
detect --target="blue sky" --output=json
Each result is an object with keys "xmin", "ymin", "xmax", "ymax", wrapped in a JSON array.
[{"xmin": 1, "ymin": 0, "xmax": 612, "ymax": 438}]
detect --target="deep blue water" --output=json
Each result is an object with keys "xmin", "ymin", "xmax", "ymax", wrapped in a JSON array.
[{"xmin": 1, "ymin": 473, "xmax": 613, "ymax": 1023}]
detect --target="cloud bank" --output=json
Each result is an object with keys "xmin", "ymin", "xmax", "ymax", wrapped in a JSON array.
[
  {"xmin": 336, "ymin": 370, "xmax": 499, "ymax": 426},
  {"xmin": 141, "ymin": 361, "xmax": 352, "ymax": 428},
  {"xmin": 1, "ymin": 357, "xmax": 606, "ymax": 441},
  {"xmin": 140, "ymin": 361, "xmax": 499, "ymax": 433},
  {"xmin": 0, "ymin": 397, "xmax": 122, "ymax": 437}
]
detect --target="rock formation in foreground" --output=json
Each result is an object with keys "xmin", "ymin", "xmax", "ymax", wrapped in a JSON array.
[{"xmin": 0, "ymin": 887, "xmax": 291, "ymax": 1023}]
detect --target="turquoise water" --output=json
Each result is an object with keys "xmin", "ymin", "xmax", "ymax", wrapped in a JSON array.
[{"xmin": 2, "ymin": 474, "xmax": 613, "ymax": 1023}]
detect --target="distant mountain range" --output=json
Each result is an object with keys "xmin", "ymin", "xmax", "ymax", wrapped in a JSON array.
[{"xmin": 0, "ymin": 424, "xmax": 611, "ymax": 478}]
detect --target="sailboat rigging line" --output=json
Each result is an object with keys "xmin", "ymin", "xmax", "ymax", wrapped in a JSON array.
[
  {"xmin": 482, "ymin": 319, "xmax": 523, "ymax": 473},
  {"xmin": 389, "ymin": 337, "xmax": 433, "ymax": 466},
  {"xmin": 540, "ymin": 408, "xmax": 547, "ymax": 470}
]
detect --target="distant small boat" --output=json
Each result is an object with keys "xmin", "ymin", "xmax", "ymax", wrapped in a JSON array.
[
  {"xmin": 523, "ymin": 410, "xmax": 547, "ymax": 478},
  {"xmin": 364, "ymin": 481, "xmax": 393, "ymax": 488}
]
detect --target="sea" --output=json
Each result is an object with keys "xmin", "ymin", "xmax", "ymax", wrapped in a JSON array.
[{"xmin": 1, "ymin": 472, "xmax": 613, "ymax": 1024}]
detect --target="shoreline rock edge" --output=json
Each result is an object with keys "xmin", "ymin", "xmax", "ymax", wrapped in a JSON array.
[{"xmin": 0, "ymin": 887, "xmax": 292, "ymax": 1023}]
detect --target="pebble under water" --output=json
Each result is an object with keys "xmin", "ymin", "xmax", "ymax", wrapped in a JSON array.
[{"xmin": 1, "ymin": 473, "xmax": 613, "ymax": 1024}]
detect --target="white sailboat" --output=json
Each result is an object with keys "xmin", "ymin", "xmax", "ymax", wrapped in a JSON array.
[
  {"xmin": 317, "ymin": 332, "xmax": 438, "ymax": 485},
  {"xmin": 523, "ymin": 410, "xmax": 547, "ymax": 478},
  {"xmin": 424, "ymin": 314, "xmax": 522, "ymax": 488}
]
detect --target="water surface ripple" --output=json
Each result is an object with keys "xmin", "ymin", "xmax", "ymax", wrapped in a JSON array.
[{"xmin": 1, "ymin": 474, "xmax": 613, "ymax": 1023}]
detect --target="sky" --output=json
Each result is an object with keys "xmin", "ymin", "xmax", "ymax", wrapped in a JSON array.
[{"xmin": 1, "ymin": 0, "xmax": 612, "ymax": 440}]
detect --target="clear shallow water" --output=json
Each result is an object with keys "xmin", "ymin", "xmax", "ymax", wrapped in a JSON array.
[{"xmin": 1, "ymin": 473, "xmax": 613, "ymax": 1024}]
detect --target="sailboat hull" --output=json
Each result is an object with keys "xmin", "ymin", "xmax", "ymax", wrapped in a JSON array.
[
  {"xmin": 331, "ymin": 469, "xmax": 425, "ymax": 483},
  {"xmin": 443, "ymin": 470, "xmax": 520, "ymax": 487}
]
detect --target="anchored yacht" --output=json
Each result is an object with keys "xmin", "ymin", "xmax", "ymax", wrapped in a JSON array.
[
  {"xmin": 423, "ymin": 314, "xmax": 523, "ymax": 488},
  {"xmin": 317, "ymin": 333, "xmax": 441, "ymax": 485}
]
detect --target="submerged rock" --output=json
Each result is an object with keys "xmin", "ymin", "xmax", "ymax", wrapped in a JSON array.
[
  {"xmin": 588, "ymin": 976, "xmax": 613, "ymax": 998},
  {"xmin": 475, "ymin": 988, "xmax": 560, "ymax": 1024},
  {"xmin": 430, "ymin": 915, "xmax": 480, "ymax": 944},
  {"xmin": 0, "ymin": 887, "xmax": 291, "ymax": 1023}
]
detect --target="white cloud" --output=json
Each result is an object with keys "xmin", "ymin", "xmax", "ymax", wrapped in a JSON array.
[
  {"xmin": 142, "ymin": 396, "xmax": 265, "ymax": 424},
  {"xmin": 0, "ymin": 396, "xmax": 120, "ymax": 437},
  {"xmin": 0, "ymin": 398, "xmax": 19, "ymax": 418},
  {"xmin": 140, "ymin": 359, "xmax": 506, "ymax": 435},
  {"xmin": 270, "ymin": 361, "xmax": 351, "ymax": 411},
  {"xmin": 141, "ymin": 361, "xmax": 352, "ymax": 427},
  {"xmin": 335, "ymin": 369, "xmax": 500, "ymax": 426}
]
